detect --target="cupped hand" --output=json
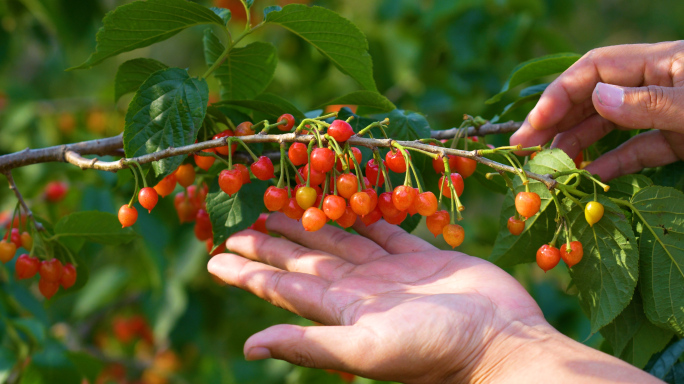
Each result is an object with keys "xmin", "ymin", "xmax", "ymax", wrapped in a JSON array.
[
  {"xmin": 510, "ymin": 41, "xmax": 684, "ymax": 181},
  {"xmin": 208, "ymin": 212, "xmax": 552, "ymax": 383}
]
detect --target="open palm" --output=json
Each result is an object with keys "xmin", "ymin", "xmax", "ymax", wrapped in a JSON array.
[{"xmin": 208, "ymin": 212, "xmax": 552, "ymax": 383}]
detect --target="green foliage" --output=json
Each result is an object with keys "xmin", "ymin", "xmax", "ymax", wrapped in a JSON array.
[
  {"xmin": 319, "ymin": 91, "xmax": 395, "ymax": 114},
  {"xmin": 206, "ymin": 180, "xmax": 268, "ymax": 248},
  {"xmin": 114, "ymin": 58, "xmax": 168, "ymax": 102}
]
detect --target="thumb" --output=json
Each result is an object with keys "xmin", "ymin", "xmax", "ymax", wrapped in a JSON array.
[
  {"xmin": 592, "ymin": 82, "xmax": 684, "ymax": 132},
  {"xmin": 244, "ymin": 324, "xmax": 376, "ymax": 372}
]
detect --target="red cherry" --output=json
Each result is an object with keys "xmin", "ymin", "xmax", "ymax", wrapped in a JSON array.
[
  {"xmin": 187, "ymin": 184, "xmax": 208, "ymax": 210},
  {"xmin": 250, "ymin": 156, "xmax": 275, "ymax": 180},
  {"xmin": 213, "ymin": 129, "xmax": 237, "ymax": 156},
  {"xmin": 443, "ymin": 224, "xmax": 465, "ymax": 248},
  {"xmin": 302, "ymin": 207, "xmax": 327, "ymax": 232},
  {"xmin": 431, "ymin": 155, "xmax": 458, "ymax": 174},
  {"xmin": 10, "ymin": 228, "xmax": 21, "ymax": 249},
  {"xmin": 574, "ymin": 152, "xmax": 584, "ymax": 169},
  {"xmin": 20, "ymin": 232, "xmax": 32, "ymax": 251},
  {"xmin": 426, "ymin": 210, "xmax": 450, "ymax": 237},
  {"xmin": 235, "ymin": 121, "xmax": 255, "ymax": 136},
  {"xmin": 364, "ymin": 188, "xmax": 378, "ymax": 211},
  {"xmin": 15, "ymin": 254, "xmax": 40, "ymax": 279},
  {"xmin": 336, "ymin": 174, "xmax": 358, "ymax": 199},
  {"xmin": 194, "ymin": 151, "xmax": 216, "ymax": 171},
  {"xmin": 414, "ymin": 192, "xmax": 438, "ymax": 217},
  {"xmin": 282, "ymin": 197, "xmax": 305, "ymax": 221},
  {"xmin": 452, "ymin": 156, "xmax": 477, "ymax": 178},
  {"xmin": 406, "ymin": 188, "xmax": 420, "ymax": 216},
  {"xmin": 350, "ymin": 192, "xmax": 373, "ymax": 216},
  {"xmin": 311, "ymin": 148, "xmax": 335, "ymax": 173},
  {"xmin": 327, "ymin": 120, "xmax": 354, "ymax": 142},
  {"xmin": 560, "ymin": 241, "xmax": 584, "ymax": 268},
  {"xmin": 264, "ymin": 186, "xmax": 289, "ymax": 211},
  {"xmin": 249, "ymin": 213, "xmax": 269, "ymax": 234},
  {"xmin": 0, "ymin": 241, "xmax": 16, "ymax": 264},
  {"xmin": 299, "ymin": 164, "xmax": 326, "ymax": 186},
  {"xmin": 233, "ymin": 163, "xmax": 251, "ymax": 184},
  {"xmin": 206, "ymin": 239, "xmax": 226, "ymax": 256},
  {"xmin": 39, "ymin": 278, "xmax": 59, "ymax": 299},
  {"xmin": 385, "ymin": 149, "xmax": 408, "ymax": 173},
  {"xmin": 194, "ymin": 209, "xmax": 213, "ymax": 241},
  {"xmin": 154, "ymin": 173, "xmax": 177, "ymax": 197},
  {"xmin": 45, "ymin": 181, "xmax": 68, "ymax": 202},
  {"xmin": 507, "ymin": 217, "xmax": 525, "ymax": 236},
  {"xmin": 392, "ymin": 185, "xmax": 415, "ymax": 211},
  {"xmin": 335, "ymin": 206, "xmax": 357, "ymax": 228},
  {"xmin": 384, "ymin": 210, "xmax": 408, "ymax": 225},
  {"xmin": 365, "ymin": 159, "xmax": 385, "ymax": 187},
  {"xmin": 175, "ymin": 164, "xmax": 196, "ymax": 188},
  {"xmin": 360, "ymin": 206, "xmax": 382, "ymax": 226},
  {"xmin": 138, "ymin": 187, "xmax": 159, "ymax": 213},
  {"xmin": 322, "ymin": 195, "xmax": 346, "ymax": 220},
  {"xmin": 174, "ymin": 193, "xmax": 197, "ymax": 223},
  {"xmin": 219, "ymin": 169, "xmax": 243, "ymax": 196},
  {"xmin": 288, "ymin": 143, "xmax": 308, "ymax": 166},
  {"xmin": 536, "ymin": 244, "xmax": 561, "ymax": 272},
  {"xmin": 439, "ymin": 173, "xmax": 465, "ymax": 198},
  {"xmin": 39, "ymin": 258, "xmax": 63, "ymax": 282},
  {"xmin": 118, "ymin": 205, "xmax": 138, "ymax": 228},
  {"xmin": 515, "ymin": 192, "xmax": 541, "ymax": 219},
  {"xmin": 378, "ymin": 192, "xmax": 402, "ymax": 218},
  {"xmin": 60, "ymin": 263, "xmax": 77, "ymax": 289},
  {"xmin": 336, "ymin": 147, "xmax": 362, "ymax": 172},
  {"xmin": 277, "ymin": 114, "xmax": 296, "ymax": 131}
]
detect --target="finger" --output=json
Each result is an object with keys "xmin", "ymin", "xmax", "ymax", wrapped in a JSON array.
[
  {"xmin": 352, "ymin": 218, "xmax": 437, "ymax": 255},
  {"xmin": 208, "ymin": 253, "xmax": 334, "ymax": 323},
  {"xmin": 226, "ymin": 229, "xmax": 356, "ymax": 281},
  {"xmin": 265, "ymin": 212, "xmax": 388, "ymax": 265},
  {"xmin": 550, "ymin": 114, "xmax": 616, "ymax": 159},
  {"xmin": 244, "ymin": 324, "xmax": 377, "ymax": 375},
  {"xmin": 592, "ymin": 82, "xmax": 684, "ymax": 132},
  {"xmin": 585, "ymin": 130, "xmax": 680, "ymax": 181}
]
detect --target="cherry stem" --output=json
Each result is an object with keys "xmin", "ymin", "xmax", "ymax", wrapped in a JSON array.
[
  {"xmin": 319, "ymin": 177, "xmax": 329, "ymax": 210},
  {"xmin": 235, "ymin": 138, "xmax": 258, "ymax": 162},
  {"xmin": 357, "ymin": 118, "xmax": 389, "ymax": 137},
  {"xmin": 130, "ymin": 161, "xmax": 148, "ymax": 188},
  {"xmin": 549, "ymin": 219, "xmax": 564, "ymax": 247},
  {"xmin": 306, "ymin": 141, "xmax": 315, "ymax": 188},
  {"xmin": 284, "ymin": 156, "xmax": 304, "ymax": 184},
  {"xmin": 284, "ymin": 158, "xmax": 292, "ymax": 199},
  {"xmin": 258, "ymin": 119, "xmax": 287, "ymax": 135},
  {"xmin": 504, "ymin": 153, "xmax": 529, "ymax": 193},
  {"xmin": 128, "ymin": 168, "xmax": 139, "ymax": 207},
  {"xmin": 442, "ymin": 157, "xmax": 464, "ymax": 220},
  {"xmin": 277, "ymin": 144, "xmax": 286, "ymax": 189},
  {"xmin": 349, "ymin": 146, "xmax": 366, "ymax": 192}
]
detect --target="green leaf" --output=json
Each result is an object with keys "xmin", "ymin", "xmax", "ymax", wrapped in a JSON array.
[
  {"xmin": 70, "ymin": 0, "xmax": 225, "ymax": 70},
  {"xmin": 569, "ymin": 195, "xmax": 639, "ymax": 332},
  {"xmin": 114, "ymin": 58, "xmax": 168, "ymax": 102},
  {"xmin": 319, "ymin": 91, "xmax": 395, "ymax": 113},
  {"xmin": 599, "ymin": 292, "xmax": 649, "ymax": 356},
  {"xmin": 649, "ymin": 161, "xmax": 684, "ymax": 192},
  {"xmin": 650, "ymin": 339, "xmax": 684, "ymax": 378},
  {"xmin": 244, "ymin": 0, "xmax": 254, "ymax": 8},
  {"xmin": 399, "ymin": 212, "xmax": 422, "ymax": 234},
  {"xmin": 254, "ymin": 93, "xmax": 306, "ymax": 120},
  {"xmin": 123, "ymin": 68, "xmax": 209, "ymax": 177},
  {"xmin": 632, "ymin": 186, "xmax": 684, "ymax": 335},
  {"xmin": 263, "ymin": 5, "xmax": 282, "ymax": 19},
  {"xmin": 606, "ymin": 174, "xmax": 653, "ymax": 199},
  {"xmin": 67, "ymin": 352, "xmax": 104, "ymax": 384},
  {"xmin": 489, "ymin": 149, "xmax": 575, "ymax": 266},
  {"xmin": 203, "ymin": 30, "xmax": 278, "ymax": 101},
  {"xmin": 0, "ymin": 347, "xmax": 16, "ymax": 384},
  {"xmin": 619, "ymin": 317, "xmax": 674, "ymax": 369},
  {"xmin": 206, "ymin": 179, "xmax": 268, "ymax": 247},
  {"xmin": 486, "ymin": 52, "xmax": 580, "ymax": 104},
  {"xmin": 378, "ymin": 109, "xmax": 431, "ymax": 141},
  {"xmin": 210, "ymin": 7, "xmax": 231, "ymax": 25},
  {"xmin": 214, "ymin": 99, "xmax": 302, "ymax": 120},
  {"xmin": 13, "ymin": 318, "xmax": 46, "ymax": 347},
  {"xmin": 21, "ymin": 339, "xmax": 82, "ymax": 384},
  {"xmin": 265, "ymin": 4, "xmax": 377, "ymax": 91},
  {"xmin": 73, "ymin": 266, "xmax": 129, "ymax": 318},
  {"xmin": 54, "ymin": 211, "xmax": 137, "ymax": 245}
]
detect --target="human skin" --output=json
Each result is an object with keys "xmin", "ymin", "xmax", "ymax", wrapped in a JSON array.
[
  {"xmin": 208, "ymin": 213, "xmax": 662, "ymax": 383},
  {"xmin": 510, "ymin": 41, "xmax": 684, "ymax": 181}
]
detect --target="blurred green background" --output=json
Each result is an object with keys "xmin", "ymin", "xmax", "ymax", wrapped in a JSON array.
[{"xmin": 1, "ymin": 0, "xmax": 682, "ymax": 383}]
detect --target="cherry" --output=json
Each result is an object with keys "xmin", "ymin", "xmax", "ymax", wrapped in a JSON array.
[
  {"xmin": 443, "ymin": 224, "xmax": 465, "ymax": 248},
  {"xmin": 365, "ymin": 159, "xmax": 385, "ymax": 187},
  {"xmin": 530, "ymin": 152, "xmax": 538, "ymax": 160},
  {"xmin": 251, "ymin": 156, "xmax": 275, "ymax": 180},
  {"xmin": 336, "ymin": 174, "xmax": 358, "ymax": 199},
  {"xmin": 574, "ymin": 152, "xmax": 583, "ymax": 169},
  {"xmin": 39, "ymin": 278, "xmax": 59, "ymax": 299},
  {"xmin": 264, "ymin": 186, "xmax": 289, "ymax": 211},
  {"xmin": 322, "ymin": 195, "xmax": 346, "ymax": 220},
  {"xmin": 15, "ymin": 254, "xmax": 39, "ymax": 279},
  {"xmin": 336, "ymin": 147, "xmax": 362, "ymax": 171},
  {"xmin": 277, "ymin": 114, "xmax": 296, "ymax": 131},
  {"xmin": 384, "ymin": 210, "xmax": 408, "ymax": 225},
  {"xmin": 219, "ymin": 169, "xmax": 243, "ymax": 196},
  {"xmin": 282, "ymin": 197, "xmax": 305, "ymax": 221},
  {"xmin": 378, "ymin": 192, "xmax": 402, "ymax": 218},
  {"xmin": 0, "ymin": 241, "xmax": 16, "ymax": 263},
  {"xmin": 39, "ymin": 258, "xmax": 63, "ymax": 282},
  {"xmin": 507, "ymin": 217, "xmax": 525, "ymax": 236},
  {"xmin": 45, "ymin": 181, "xmax": 68, "ymax": 202},
  {"xmin": 335, "ymin": 206, "xmax": 357, "ymax": 228},
  {"xmin": 407, "ymin": 188, "xmax": 420, "ymax": 216},
  {"xmin": 311, "ymin": 148, "xmax": 335, "ymax": 173},
  {"xmin": 414, "ymin": 191, "xmax": 438, "ymax": 217},
  {"xmin": 233, "ymin": 163, "xmax": 251, "ymax": 184},
  {"xmin": 118, "ymin": 205, "xmax": 138, "ymax": 228},
  {"xmin": 61, "ymin": 263, "xmax": 77, "ymax": 289},
  {"xmin": 439, "ymin": 173, "xmax": 465, "ymax": 198},
  {"xmin": 299, "ymin": 164, "xmax": 326, "ymax": 186},
  {"xmin": 392, "ymin": 185, "xmax": 415, "ymax": 211},
  {"xmin": 350, "ymin": 192, "xmax": 373, "ymax": 216},
  {"xmin": 302, "ymin": 207, "xmax": 327, "ymax": 232},
  {"xmin": 20, "ymin": 232, "xmax": 32, "ymax": 251},
  {"xmin": 296, "ymin": 186, "xmax": 317, "ymax": 210},
  {"xmin": 138, "ymin": 187, "xmax": 159, "ymax": 213},
  {"xmin": 194, "ymin": 209, "xmax": 212, "ymax": 241},
  {"xmin": 295, "ymin": 183, "xmax": 322, "ymax": 196},
  {"xmin": 426, "ymin": 210, "xmax": 450, "ymax": 237},
  {"xmin": 187, "ymin": 183, "xmax": 208, "ymax": 210},
  {"xmin": 174, "ymin": 193, "xmax": 197, "ymax": 223},
  {"xmin": 385, "ymin": 149, "xmax": 408, "ymax": 173},
  {"xmin": 249, "ymin": 213, "xmax": 269, "ymax": 234},
  {"xmin": 360, "ymin": 206, "xmax": 382, "ymax": 226},
  {"xmin": 175, "ymin": 164, "xmax": 196, "ymax": 188},
  {"xmin": 452, "ymin": 157, "xmax": 477, "ymax": 178},
  {"xmin": 585, "ymin": 201, "xmax": 604, "ymax": 227},
  {"xmin": 536, "ymin": 244, "xmax": 561, "ymax": 272},
  {"xmin": 560, "ymin": 241, "xmax": 584, "ymax": 268},
  {"xmin": 10, "ymin": 228, "xmax": 21, "ymax": 249},
  {"xmin": 213, "ymin": 129, "xmax": 237, "ymax": 155},
  {"xmin": 194, "ymin": 151, "xmax": 216, "ymax": 171},
  {"xmin": 515, "ymin": 192, "xmax": 541, "ymax": 219},
  {"xmin": 288, "ymin": 143, "xmax": 309, "ymax": 166},
  {"xmin": 154, "ymin": 173, "xmax": 177, "ymax": 197},
  {"xmin": 327, "ymin": 119, "xmax": 354, "ymax": 142},
  {"xmin": 432, "ymin": 155, "xmax": 458, "ymax": 174},
  {"xmin": 235, "ymin": 121, "xmax": 255, "ymax": 136},
  {"xmin": 206, "ymin": 239, "xmax": 226, "ymax": 256},
  {"xmin": 364, "ymin": 188, "xmax": 378, "ymax": 212}
]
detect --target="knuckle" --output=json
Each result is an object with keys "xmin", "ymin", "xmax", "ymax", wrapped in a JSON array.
[
  {"xmin": 639, "ymin": 86, "xmax": 672, "ymax": 118},
  {"xmin": 290, "ymin": 349, "xmax": 317, "ymax": 368}
]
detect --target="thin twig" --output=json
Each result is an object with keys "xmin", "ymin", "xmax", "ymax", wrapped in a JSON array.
[{"xmin": 3, "ymin": 170, "xmax": 45, "ymax": 231}]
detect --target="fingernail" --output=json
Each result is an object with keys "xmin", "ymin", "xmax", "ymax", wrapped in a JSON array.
[
  {"xmin": 245, "ymin": 347, "xmax": 271, "ymax": 361},
  {"xmin": 595, "ymin": 82, "xmax": 624, "ymax": 108}
]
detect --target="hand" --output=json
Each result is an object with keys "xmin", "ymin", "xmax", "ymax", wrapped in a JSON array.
[
  {"xmin": 207, "ymin": 212, "xmax": 550, "ymax": 383},
  {"xmin": 510, "ymin": 41, "xmax": 684, "ymax": 181}
]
